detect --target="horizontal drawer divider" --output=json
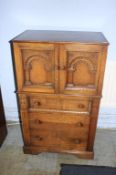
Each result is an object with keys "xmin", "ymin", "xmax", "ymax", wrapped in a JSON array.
[
  {"xmin": 28, "ymin": 108, "xmax": 90, "ymax": 115},
  {"xmin": 16, "ymin": 91, "xmax": 102, "ymax": 99}
]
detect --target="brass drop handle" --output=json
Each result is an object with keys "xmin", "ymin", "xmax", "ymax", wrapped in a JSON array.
[
  {"xmin": 76, "ymin": 122, "xmax": 83, "ymax": 127},
  {"xmin": 78, "ymin": 104, "xmax": 85, "ymax": 109},
  {"xmin": 74, "ymin": 139, "xmax": 81, "ymax": 144}
]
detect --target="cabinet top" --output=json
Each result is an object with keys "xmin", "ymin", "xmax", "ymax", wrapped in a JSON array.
[{"xmin": 10, "ymin": 30, "xmax": 109, "ymax": 45}]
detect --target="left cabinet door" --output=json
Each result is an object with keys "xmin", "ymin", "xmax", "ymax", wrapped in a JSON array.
[{"xmin": 12, "ymin": 42, "xmax": 58, "ymax": 93}]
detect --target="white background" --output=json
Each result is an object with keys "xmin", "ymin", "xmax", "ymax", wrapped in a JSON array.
[{"xmin": 0, "ymin": 0, "xmax": 116, "ymax": 127}]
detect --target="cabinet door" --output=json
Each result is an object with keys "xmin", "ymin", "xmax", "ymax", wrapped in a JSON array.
[
  {"xmin": 12, "ymin": 42, "xmax": 58, "ymax": 93},
  {"xmin": 59, "ymin": 44, "xmax": 104, "ymax": 95}
]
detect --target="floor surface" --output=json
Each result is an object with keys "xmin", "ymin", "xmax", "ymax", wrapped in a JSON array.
[{"xmin": 0, "ymin": 125, "xmax": 116, "ymax": 175}]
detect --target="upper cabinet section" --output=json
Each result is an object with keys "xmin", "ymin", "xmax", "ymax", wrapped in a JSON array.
[{"xmin": 11, "ymin": 30, "xmax": 109, "ymax": 95}]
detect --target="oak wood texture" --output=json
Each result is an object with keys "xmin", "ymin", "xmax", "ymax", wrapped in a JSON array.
[
  {"xmin": 10, "ymin": 30, "xmax": 109, "ymax": 159},
  {"xmin": 0, "ymin": 88, "xmax": 7, "ymax": 147},
  {"xmin": 26, "ymin": 94, "xmax": 92, "ymax": 114}
]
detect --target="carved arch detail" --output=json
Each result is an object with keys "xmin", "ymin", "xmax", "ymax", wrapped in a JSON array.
[
  {"xmin": 68, "ymin": 57, "xmax": 96, "ymax": 73},
  {"xmin": 24, "ymin": 54, "xmax": 50, "ymax": 70},
  {"xmin": 67, "ymin": 56, "xmax": 97, "ymax": 87},
  {"xmin": 24, "ymin": 54, "xmax": 52, "ymax": 85}
]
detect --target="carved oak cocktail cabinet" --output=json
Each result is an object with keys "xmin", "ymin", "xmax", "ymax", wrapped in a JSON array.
[{"xmin": 10, "ymin": 30, "xmax": 109, "ymax": 159}]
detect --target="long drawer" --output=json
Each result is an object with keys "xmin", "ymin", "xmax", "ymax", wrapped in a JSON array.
[
  {"xmin": 24, "ymin": 94, "xmax": 92, "ymax": 114},
  {"xmin": 28, "ymin": 112, "xmax": 90, "ymax": 151}
]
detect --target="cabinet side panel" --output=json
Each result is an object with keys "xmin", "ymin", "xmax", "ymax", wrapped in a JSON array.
[
  {"xmin": 97, "ymin": 46, "xmax": 108, "ymax": 95},
  {"xmin": 12, "ymin": 42, "xmax": 24, "ymax": 91},
  {"xmin": 87, "ymin": 98, "xmax": 100, "ymax": 151},
  {"xmin": 18, "ymin": 94, "xmax": 31, "ymax": 145}
]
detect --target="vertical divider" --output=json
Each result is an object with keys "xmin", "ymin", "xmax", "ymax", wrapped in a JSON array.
[
  {"xmin": 59, "ymin": 44, "xmax": 66, "ymax": 93},
  {"xmin": 54, "ymin": 44, "xmax": 59, "ymax": 94}
]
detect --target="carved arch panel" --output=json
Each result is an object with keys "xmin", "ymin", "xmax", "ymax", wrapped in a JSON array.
[
  {"xmin": 59, "ymin": 45, "xmax": 100, "ymax": 95},
  {"xmin": 21, "ymin": 48, "xmax": 56, "ymax": 92},
  {"xmin": 67, "ymin": 55, "xmax": 97, "ymax": 87},
  {"xmin": 24, "ymin": 54, "xmax": 52, "ymax": 86}
]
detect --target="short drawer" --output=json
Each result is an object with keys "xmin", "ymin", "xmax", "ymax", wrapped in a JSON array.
[{"xmin": 27, "ymin": 94, "xmax": 92, "ymax": 114}]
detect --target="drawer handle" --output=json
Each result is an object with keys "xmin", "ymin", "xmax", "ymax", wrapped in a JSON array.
[
  {"xmin": 33, "ymin": 101, "xmax": 41, "ymax": 107},
  {"xmin": 74, "ymin": 139, "xmax": 81, "ymax": 144},
  {"xmin": 78, "ymin": 104, "xmax": 85, "ymax": 108},
  {"xmin": 35, "ymin": 136, "xmax": 43, "ymax": 141},
  {"xmin": 76, "ymin": 122, "xmax": 83, "ymax": 127},
  {"xmin": 37, "ymin": 102, "xmax": 41, "ymax": 106},
  {"xmin": 34, "ymin": 119, "xmax": 42, "ymax": 124}
]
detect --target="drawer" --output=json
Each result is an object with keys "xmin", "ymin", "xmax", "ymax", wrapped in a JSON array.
[
  {"xmin": 29, "ymin": 112, "xmax": 90, "ymax": 151},
  {"xmin": 30, "ymin": 130, "xmax": 88, "ymax": 151},
  {"xmin": 27, "ymin": 94, "xmax": 92, "ymax": 114},
  {"xmin": 29, "ymin": 112, "xmax": 90, "ymax": 127}
]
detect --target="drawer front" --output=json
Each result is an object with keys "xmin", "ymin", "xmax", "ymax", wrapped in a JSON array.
[
  {"xmin": 29, "ymin": 112, "xmax": 90, "ymax": 126},
  {"xmin": 28, "ymin": 94, "xmax": 92, "ymax": 114},
  {"xmin": 30, "ymin": 130, "xmax": 87, "ymax": 151},
  {"xmin": 29, "ymin": 112, "xmax": 90, "ymax": 151}
]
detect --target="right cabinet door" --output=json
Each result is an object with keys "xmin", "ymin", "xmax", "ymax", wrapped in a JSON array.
[{"xmin": 59, "ymin": 44, "xmax": 106, "ymax": 95}]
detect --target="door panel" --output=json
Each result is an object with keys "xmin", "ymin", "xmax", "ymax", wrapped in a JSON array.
[
  {"xmin": 59, "ymin": 44, "xmax": 102, "ymax": 95},
  {"xmin": 13, "ymin": 42, "xmax": 58, "ymax": 93}
]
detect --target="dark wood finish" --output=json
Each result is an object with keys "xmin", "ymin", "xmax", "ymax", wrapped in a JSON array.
[
  {"xmin": 0, "ymin": 88, "xmax": 7, "ymax": 147},
  {"xmin": 11, "ymin": 30, "xmax": 109, "ymax": 45},
  {"xmin": 10, "ymin": 30, "xmax": 109, "ymax": 159}
]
